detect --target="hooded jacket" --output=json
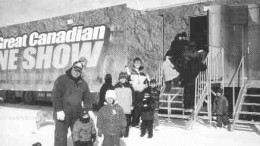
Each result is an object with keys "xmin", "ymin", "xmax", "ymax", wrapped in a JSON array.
[{"xmin": 52, "ymin": 68, "xmax": 92, "ymax": 119}]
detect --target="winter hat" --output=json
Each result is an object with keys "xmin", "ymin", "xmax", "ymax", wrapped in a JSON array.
[
  {"xmin": 105, "ymin": 74, "xmax": 112, "ymax": 80},
  {"xmin": 79, "ymin": 57, "xmax": 88, "ymax": 63},
  {"xmin": 105, "ymin": 90, "xmax": 117, "ymax": 101},
  {"xmin": 119, "ymin": 72, "xmax": 128, "ymax": 80},
  {"xmin": 72, "ymin": 61, "xmax": 83, "ymax": 73},
  {"xmin": 216, "ymin": 88, "xmax": 223, "ymax": 95},
  {"xmin": 133, "ymin": 57, "xmax": 142, "ymax": 64}
]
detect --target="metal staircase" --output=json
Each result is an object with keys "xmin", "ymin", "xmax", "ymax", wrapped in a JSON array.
[
  {"xmin": 232, "ymin": 80, "xmax": 260, "ymax": 131},
  {"xmin": 155, "ymin": 46, "xmax": 224, "ymax": 129}
]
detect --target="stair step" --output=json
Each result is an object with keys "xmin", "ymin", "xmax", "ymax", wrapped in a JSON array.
[
  {"xmin": 241, "ymin": 103, "xmax": 260, "ymax": 106},
  {"xmin": 158, "ymin": 114, "xmax": 191, "ymax": 119},
  {"xmin": 159, "ymin": 100, "xmax": 183, "ymax": 103},
  {"xmin": 234, "ymin": 120, "xmax": 260, "ymax": 125},
  {"xmin": 161, "ymin": 93, "xmax": 183, "ymax": 96},
  {"xmin": 159, "ymin": 107, "xmax": 184, "ymax": 111},
  {"xmin": 243, "ymin": 94, "xmax": 260, "ymax": 97},
  {"xmin": 238, "ymin": 111, "xmax": 260, "ymax": 115}
]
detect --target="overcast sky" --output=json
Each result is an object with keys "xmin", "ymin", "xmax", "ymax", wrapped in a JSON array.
[{"xmin": 0, "ymin": 0, "xmax": 201, "ymax": 27}]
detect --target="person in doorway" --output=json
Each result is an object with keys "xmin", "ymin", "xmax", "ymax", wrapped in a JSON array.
[
  {"xmin": 97, "ymin": 90, "xmax": 127, "ymax": 146},
  {"xmin": 99, "ymin": 74, "xmax": 114, "ymax": 108},
  {"xmin": 52, "ymin": 61, "xmax": 93, "ymax": 146},
  {"xmin": 213, "ymin": 88, "xmax": 230, "ymax": 129},
  {"xmin": 114, "ymin": 72, "xmax": 133, "ymax": 137},
  {"xmin": 126, "ymin": 57, "xmax": 150, "ymax": 127},
  {"xmin": 72, "ymin": 109, "xmax": 96, "ymax": 146}
]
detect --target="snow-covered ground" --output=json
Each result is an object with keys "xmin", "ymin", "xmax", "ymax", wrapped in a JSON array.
[{"xmin": 0, "ymin": 103, "xmax": 259, "ymax": 146}]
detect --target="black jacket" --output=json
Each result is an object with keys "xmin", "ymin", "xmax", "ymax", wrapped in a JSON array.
[
  {"xmin": 52, "ymin": 69, "xmax": 92, "ymax": 119},
  {"xmin": 99, "ymin": 80, "xmax": 114, "ymax": 107}
]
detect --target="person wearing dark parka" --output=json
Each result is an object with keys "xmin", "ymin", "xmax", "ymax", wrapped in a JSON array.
[{"xmin": 52, "ymin": 61, "xmax": 93, "ymax": 146}]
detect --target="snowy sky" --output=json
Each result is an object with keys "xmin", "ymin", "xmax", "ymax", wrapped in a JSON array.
[{"xmin": 0, "ymin": 0, "xmax": 202, "ymax": 26}]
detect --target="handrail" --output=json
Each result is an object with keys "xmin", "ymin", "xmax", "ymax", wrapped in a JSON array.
[
  {"xmin": 228, "ymin": 56, "xmax": 246, "ymax": 117},
  {"xmin": 193, "ymin": 46, "xmax": 224, "ymax": 127},
  {"xmin": 228, "ymin": 57, "xmax": 245, "ymax": 87}
]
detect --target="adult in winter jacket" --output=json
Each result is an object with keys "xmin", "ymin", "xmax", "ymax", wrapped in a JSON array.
[
  {"xmin": 140, "ymin": 92, "xmax": 156, "ymax": 138},
  {"xmin": 72, "ymin": 109, "xmax": 96, "ymax": 146},
  {"xmin": 213, "ymin": 88, "xmax": 230, "ymax": 128},
  {"xmin": 114, "ymin": 72, "xmax": 133, "ymax": 137},
  {"xmin": 97, "ymin": 90, "xmax": 127, "ymax": 146},
  {"xmin": 52, "ymin": 61, "xmax": 92, "ymax": 146},
  {"xmin": 126, "ymin": 57, "xmax": 150, "ymax": 127},
  {"xmin": 99, "ymin": 74, "xmax": 114, "ymax": 107}
]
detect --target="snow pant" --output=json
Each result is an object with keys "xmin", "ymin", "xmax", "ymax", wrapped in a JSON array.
[
  {"xmin": 74, "ymin": 141, "xmax": 93, "ymax": 146},
  {"xmin": 153, "ymin": 111, "xmax": 159, "ymax": 127},
  {"xmin": 102, "ymin": 135, "xmax": 120, "ymax": 146},
  {"xmin": 132, "ymin": 91, "xmax": 144, "ymax": 126},
  {"xmin": 54, "ymin": 116, "xmax": 77, "ymax": 146},
  {"xmin": 216, "ymin": 114, "xmax": 230, "ymax": 127},
  {"xmin": 123, "ymin": 114, "xmax": 131, "ymax": 137},
  {"xmin": 165, "ymin": 76, "xmax": 180, "ymax": 92},
  {"xmin": 183, "ymin": 83, "xmax": 195, "ymax": 109},
  {"xmin": 141, "ymin": 120, "xmax": 153, "ymax": 136}
]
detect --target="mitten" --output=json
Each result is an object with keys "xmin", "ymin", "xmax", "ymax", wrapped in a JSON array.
[
  {"xmin": 91, "ymin": 134, "xmax": 96, "ymax": 143},
  {"xmin": 56, "ymin": 111, "xmax": 65, "ymax": 121},
  {"xmin": 121, "ymin": 127, "xmax": 126, "ymax": 136}
]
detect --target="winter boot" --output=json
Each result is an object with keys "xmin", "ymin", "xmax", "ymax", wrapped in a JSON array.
[
  {"xmin": 140, "ymin": 128, "xmax": 146, "ymax": 137},
  {"xmin": 148, "ymin": 124, "xmax": 153, "ymax": 138}
]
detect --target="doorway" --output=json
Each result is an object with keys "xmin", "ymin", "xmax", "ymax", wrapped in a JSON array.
[{"xmin": 190, "ymin": 16, "xmax": 208, "ymax": 52}]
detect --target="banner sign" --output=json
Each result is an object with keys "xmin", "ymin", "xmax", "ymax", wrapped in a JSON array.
[{"xmin": 0, "ymin": 25, "xmax": 110, "ymax": 91}]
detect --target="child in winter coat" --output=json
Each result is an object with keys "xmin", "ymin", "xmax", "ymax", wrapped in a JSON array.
[
  {"xmin": 149, "ymin": 79, "xmax": 160, "ymax": 129},
  {"xmin": 99, "ymin": 74, "xmax": 114, "ymax": 108},
  {"xmin": 97, "ymin": 90, "xmax": 127, "ymax": 146},
  {"xmin": 140, "ymin": 92, "xmax": 156, "ymax": 138},
  {"xmin": 114, "ymin": 72, "xmax": 133, "ymax": 137},
  {"xmin": 213, "ymin": 88, "xmax": 230, "ymax": 129},
  {"xmin": 126, "ymin": 57, "xmax": 150, "ymax": 127},
  {"xmin": 72, "ymin": 109, "xmax": 96, "ymax": 146}
]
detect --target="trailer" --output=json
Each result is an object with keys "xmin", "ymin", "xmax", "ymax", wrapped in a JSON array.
[{"xmin": 0, "ymin": 4, "xmax": 162, "ymax": 104}]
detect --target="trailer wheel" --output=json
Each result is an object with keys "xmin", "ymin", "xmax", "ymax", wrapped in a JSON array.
[
  {"xmin": 24, "ymin": 91, "xmax": 34, "ymax": 104},
  {"xmin": 6, "ymin": 91, "xmax": 17, "ymax": 103}
]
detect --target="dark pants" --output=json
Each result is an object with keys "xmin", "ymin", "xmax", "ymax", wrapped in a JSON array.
[
  {"xmin": 54, "ymin": 116, "xmax": 77, "ymax": 146},
  {"xmin": 124, "ymin": 114, "xmax": 131, "ymax": 137},
  {"xmin": 132, "ymin": 91, "xmax": 144, "ymax": 126},
  {"xmin": 74, "ymin": 141, "xmax": 93, "ymax": 146},
  {"xmin": 165, "ymin": 76, "xmax": 180, "ymax": 92},
  {"xmin": 141, "ymin": 120, "xmax": 153, "ymax": 136},
  {"xmin": 183, "ymin": 83, "xmax": 195, "ymax": 109},
  {"xmin": 216, "ymin": 114, "xmax": 230, "ymax": 127},
  {"xmin": 102, "ymin": 135, "xmax": 120, "ymax": 146}
]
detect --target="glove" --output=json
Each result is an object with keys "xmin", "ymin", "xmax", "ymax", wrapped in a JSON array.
[
  {"xmin": 91, "ymin": 134, "xmax": 96, "ymax": 143},
  {"xmin": 56, "ymin": 111, "xmax": 65, "ymax": 121}
]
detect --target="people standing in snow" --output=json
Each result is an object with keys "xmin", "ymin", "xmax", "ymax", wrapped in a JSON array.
[
  {"xmin": 99, "ymin": 74, "xmax": 114, "ymax": 108},
  {"xmin": 114, "ymin": 72, "xmax": 134, "ymax": 137},
  {"xmin": 52, "ymin": 61, "xmax": 92, "ymax": 146},
  {"xmin": 213, "ymin": 88, "xmax": 230, "ymax": 129},
  {"xmin": 97, "ymin": 90, "xmax": 127, "ymax": 146},
  {"xmin": 72, "ymin": 109, "xmax": 96, "ymax": 146},
  {"xmin": 126, "ymin": 57, "xmax": 150, "ymax": 127},
  {"xmin": 140, "ymin": 92, "xmax": 156, "ymax": 138}
]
